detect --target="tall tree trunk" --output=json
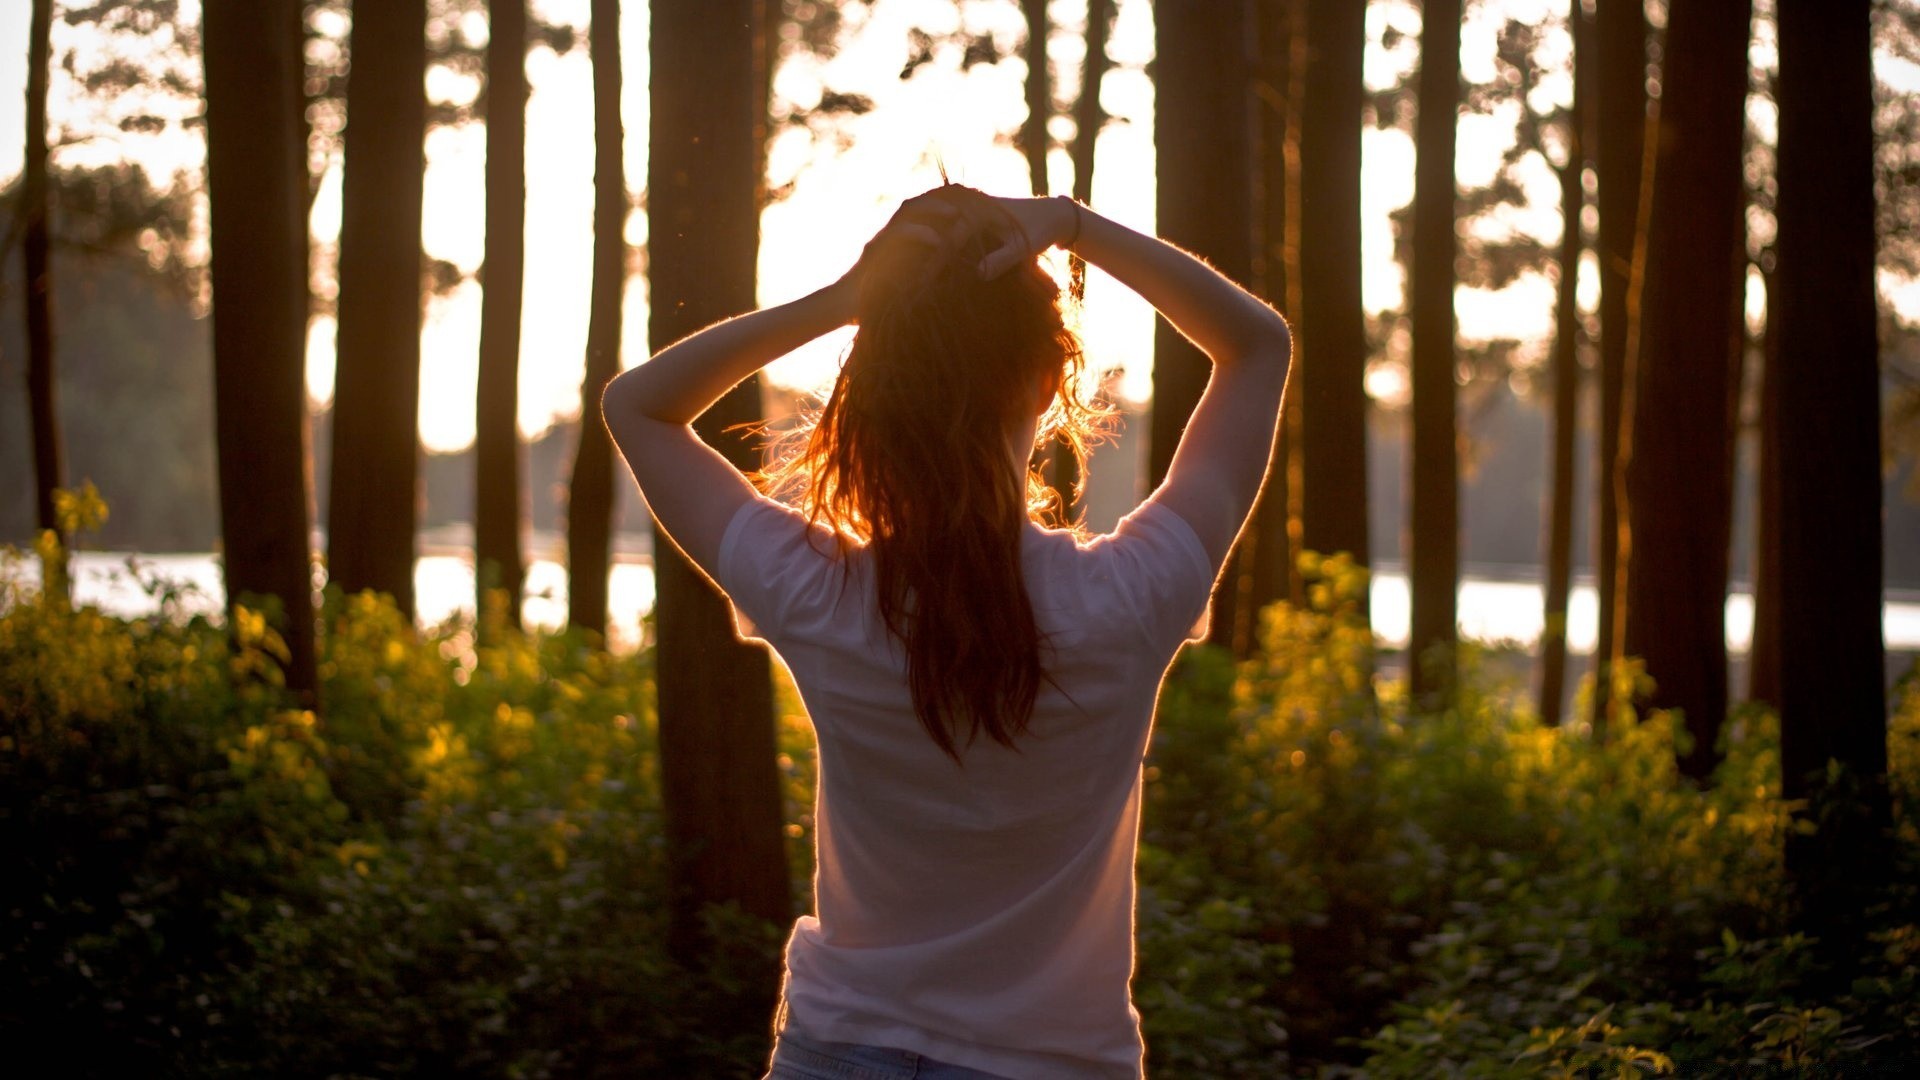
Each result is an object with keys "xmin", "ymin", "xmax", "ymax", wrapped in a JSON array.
[
  {"xmin": 568, "ymin": 0, "xmax": 622, "ymax": 637},
  {"xmin": 203, "ymin": 0, "xmax": 321, "ymax": 703},
  {"xmin": 1748, "ymin": 267, "xmax": 1781, "ymax": 708},
  {"xmin": 1067, "ymin": 0, "xmax": 1114, "ymax": 301},
  {"xmin": 476, "ymin": 0, "xmax": 529, "ymax": 633},
  {"xmin": 1295, "ymin": 0, "xmax": 1369, "ymax": 597},
  {"xmin": 649, "ymin": 0, "xmax": 789, "ymax": 989},
  {"xmin": 329, "ymin": 0, "xmax": 426, "ymax": 617},
  {"xmin": 1409, "ymin": 0, "xmax": 1460, "ymax": 701},
  {"xmin": 1021, "ymin": 0, "xmax": 1050, "ymax": 197},
  {"xmin": 24, "ymin": 0, "xmax": 63, "ymax": 594},
  {"xmin": 1022, "ymin": 0, "xmax": 1078, "ymax": 518},
  {"xmin": 1245, "ymin": 0, "xmax": 1295, "ymax": 623},
  {"xmin": 1538, "ymin": 0, "xmax": 1586, "ymax": 731},
  {"xmin": 1773, "ymin": 0, "xmax": 1888, "ymax": 941},
  {"xmin": 1590, "ymin": 0, "xmax": 1646, "ymax": 731},
  {"xmin": 1621, "ymin": 0, "xmax": 1750, "ymax": 782},
  {"xmin": 1152, "ymin": 0, "xmax": 1258, "ymax": 654}
]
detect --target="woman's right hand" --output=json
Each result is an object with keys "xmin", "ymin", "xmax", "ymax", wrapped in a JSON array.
[{"xmin": 976, "ymin": 195, "xmax": 1081, "ymax": 279}]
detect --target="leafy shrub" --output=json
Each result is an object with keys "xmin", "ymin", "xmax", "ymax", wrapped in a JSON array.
[{"xmin": 4, "ymin": 535, "xmax": 1916, "ymax": 1077}]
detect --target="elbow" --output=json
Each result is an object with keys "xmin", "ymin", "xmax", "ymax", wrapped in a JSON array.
[
  {"xmin": 599, "ymin": 368, "xmax": 643, "ymax": 427},
  {"xmin": 1225, "ymin": 307, "xmax": 1292, "ymax": 375}
]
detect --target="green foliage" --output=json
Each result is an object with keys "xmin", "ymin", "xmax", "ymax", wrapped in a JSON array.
[
  {"xmin": 3, "ymin": 539, "xmax": 1916, "ymax": 1076},
  {"xmin": 1133, "ymin": 551, "xmax": 1920, "ymax": 1078},
  {"xmin": 0, "ymin": 543, "xmax": 783, "ymax": 1077}
]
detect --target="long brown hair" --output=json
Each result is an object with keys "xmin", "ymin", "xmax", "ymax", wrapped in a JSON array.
[{"xmin": 764, "ymin": 186, "xmax": 1103, "ymax": 761}]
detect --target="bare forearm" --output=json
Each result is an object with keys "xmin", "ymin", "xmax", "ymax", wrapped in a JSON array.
[
  {"xmin": 1065, "ymin": 202, "xmax": 1290, "ymax": 367},
  {"xmin": 602, "ymin": 282, "xmax": 853, "ymax": 426}
]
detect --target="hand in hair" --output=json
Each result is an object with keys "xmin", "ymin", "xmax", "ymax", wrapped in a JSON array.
[{"xmin": 974, "ymin": 195, "xmax": 1082, "ymax": 279}]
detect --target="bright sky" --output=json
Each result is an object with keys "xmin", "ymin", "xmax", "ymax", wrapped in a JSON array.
[{"xmin": 2, "ymin": 0, "xmax": 1914, "ymax": 453}]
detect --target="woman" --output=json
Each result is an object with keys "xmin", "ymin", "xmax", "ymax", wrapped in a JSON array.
[{"xmin": 602, "ymin": 186, "xmax": 1290, "ymax": 1079}]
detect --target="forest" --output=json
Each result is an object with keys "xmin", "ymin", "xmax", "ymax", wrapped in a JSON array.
[{"xmin": 3, "ymin": 0, "xmax": 1919, "ymax": 1075}]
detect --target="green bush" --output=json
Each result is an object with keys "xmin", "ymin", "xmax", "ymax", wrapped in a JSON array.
[{"xmin": 4, "ymin": 537, "xmax": 1916, "ymax": 1077}]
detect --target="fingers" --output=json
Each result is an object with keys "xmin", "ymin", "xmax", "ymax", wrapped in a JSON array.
[{"xmin": 976, "ymin": 237, "xmax": 1028, "ymax": 280}]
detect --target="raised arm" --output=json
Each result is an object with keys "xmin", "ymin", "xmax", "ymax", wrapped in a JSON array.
[
  {"xmin": 600, "ymin": 284, "xmax": 850, "ymax": 573},
  {"xmin": 982, "ymin": 197, "xmax": 1293, "ymax": 567}
]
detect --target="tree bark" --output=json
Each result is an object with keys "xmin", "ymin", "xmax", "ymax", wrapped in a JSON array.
[
  {"xmin": 203, "ymin": 0, "xmax": 321, "ymax": 703},
  {"xmin": 475, "ymin": 0, "xmax": 529, "ymax": 634},
  {"xmin": 329, "ymin": 0, "xmax": 426, "ymax": 617},
  {"xmin": 1021, "ymin": 0, "xmax": 1050, "ymax": 197},
  {"xmin": 1409, "ymin": 0, "xmax": 1461, "ymax": 701},
  {"xmin": 1621, "ymin": 0, "xmax": 1750, "ymax": 781},
  {"xmin": 1246, "ymin": 0, "xmax": 1296, "ymax": 622},
  {"xmin": 567, "ymin": 0, "xmax": 622, "ymax": 638},
  {"xmin": 1538, "ymin": 0, "xmax": 1585, "ymax": 731},
  {"xmin": 1067, "ymin": 0, "xmax": 1114, "ymax": 302},
  {"xmin": 1152, "ymin": 0, "xmax": 1258, "ymax": 654},
  {"xmin": 1590, "ymin": 0, "xmax": 1646, "ymax": 731},
  {"xmin": 24, "ymin": 0, "xmax": 64, "ymax": 588},
  {"xmin": 648, "ymin": 0, "xmax": 789, "ymax": 979},
  {"xmin": 1773, "ymin": 0, "xmax": 1888, "ymax": 935},
  {"xmin": 1748, "ymin": 268, "xmax": 1781, "ymax": 708},
  {"xmin": 1295, "ymin": 0, "xmax": 1369, "ymax": 591},
  {"xmin": 1021, "ymin": 0, "xmax": 1079, "ymax": 519}
]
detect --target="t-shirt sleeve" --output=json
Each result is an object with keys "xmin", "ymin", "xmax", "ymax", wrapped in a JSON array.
[
  {"xmin": 1099, "ymin": 499, "xmax": 1219, "ymax": 650},
  {"xmin": 713, "ymin": 495, "xmax": 841, "ymax": 643}
]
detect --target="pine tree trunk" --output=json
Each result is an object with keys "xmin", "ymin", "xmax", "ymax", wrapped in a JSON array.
[
  {"xmin": 648, "ymin": 0, "xmax": 789, "ymax": 983},
  {"xmin": 1621, "ymin": 0, "xmax": 1750, "ymax": 782},
  {"xmin": 1022, "ymin": 0, "xmax": 1050, "ymax": 197},
  {"xmin": 1773, "ymin": 0, "xmax": 1888, "ymax": 938},
  {"xmin": 1152, "ymin": 0, "xmax": 1258, "ymax": 654},
  {"xmin": 1538, "ymin": 1, "xmax": 1586, "ymax": 731},
  {"xmin": 476, "ymin": 0, "xmax": 529, "ymax": 633},
  {"xmin": 1296, "ymin": 0, "xmax": 1369, "ymax": 595},
  {"xmin": 1245, "ymin": 0, "xmax": 1295, "ymax": 623},
  {"xmin": 1409, "ymin": 0, "xmax": 1461, "ymax": 701},
  {"xmin": 1021, "ymin": 0, "xmax": 1079, "ymax": 518},
  {"xmin": 1748, "ymin": 268, "xmax": 1781, "ymax": 708},
  {"xmin": 1067, "ymin": 0, "xmax": 1114, "ymax": 300},
  {"xmin": 567, "ymin": 0, "xmax": 622, "ymax": 637},
  {"xmin": 1590, "ymin": 0, "xmax": 1646, "ymax": 732},
  {"xmin": 24, "ymin": 0, "xmax": 64, "ymax": 590},
  {"xmin": 203, "ymin": 0, "xmax": 320, "ymax": 702},
  {"xmin": 329, "ymin": 0, "xmax": 426, "ymax": 617}
]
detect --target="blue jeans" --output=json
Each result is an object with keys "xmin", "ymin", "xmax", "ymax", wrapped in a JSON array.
[{"xmin": 764, "ymin": 1029, "xmax": 1014, "ymax": 1080}]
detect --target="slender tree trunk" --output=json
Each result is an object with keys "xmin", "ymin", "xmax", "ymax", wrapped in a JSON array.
[
  {"xmin": 24, "ymin": 0, "xmax": 63, "ymax": 589},
  {"xmin": 1296, "ymin": 0, "xmax": 1369, "ymax": 593},
  {"xmin": 1067, "ymin": 0, "xmax": 1114, "ymax": 301},
  {"xmin": 329, "ymin": 0, "xmax": 426, "ymax": 617},
  {"xmin": 567, "ymin": 0, "xmax": 622, "ymax": 637},
  {"xmin": 1153, "ymin": 0, "xmax": 1258, "ymax": 653},
  {"xmin": 649, "ymin": 0, "xmax": 789, "ymax": 984},
  {"xmin": 1021, "ymin": 0, "xmax": 1050, "ymax": 197},
  {"xmin": 1590, "ymin": 0, "xmax": 1645, "ymax": 731},
  {"xmin": 203, "ymin": 0, "xmax": 320, "ymax": 703},
  {"xmin": 1538, "ymin": 0, "xmax": 1585, "ymax": 730},
  {"xmin": 1748, "ymin": 267, "xmax": 1781, "ymax": 708},
  {"xmin": 1021, "ymin": 0, "xmax": 1078, "ymax": 519},
  {"xmin": 476, "ymin": 0, "xmax": 529, "ymax": 633},
  {"xmin": 1409, "ymin": 0, "xmax": 1460, "ymax": 701},
  {"xmin": 1622, "ymin": 0, "xmax": 1750, "ymax": 781},
  {"xmin": 1244, "ymin": 0, "xmax": 1294, "ymax": 624},
  {"xmin": 1773, "ymin": 0, "xmax": 1888, "ymax": 942}
]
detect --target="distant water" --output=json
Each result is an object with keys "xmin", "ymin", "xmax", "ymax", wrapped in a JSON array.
[{"xmin": 13, "ymin": 549, "xmax": 1920, "ymax": 658}]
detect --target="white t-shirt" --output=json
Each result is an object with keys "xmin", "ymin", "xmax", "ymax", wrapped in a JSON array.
[{"xmin": 715, "ymin": 495, "xmax": 1218, "ymax": 1080}]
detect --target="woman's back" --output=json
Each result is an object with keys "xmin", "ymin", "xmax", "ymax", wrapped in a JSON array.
[
  {"xmin": 717, "ymin": 496, "xmax": 1215, "ymax": 1078},
  {"xmin": 601, "ymin": 186, "xmax": 1290, "ymax": 1079}
]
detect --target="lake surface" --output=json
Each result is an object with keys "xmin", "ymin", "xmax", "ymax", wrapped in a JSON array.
[{"xmin": 15, "ymin": 548, "xmax": 1920, "ymax": 659}]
